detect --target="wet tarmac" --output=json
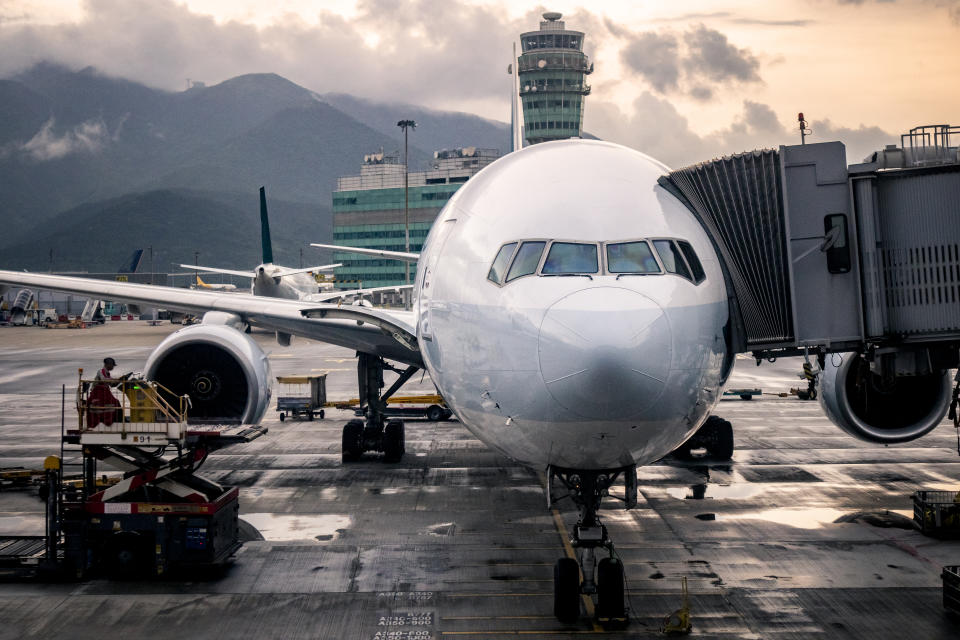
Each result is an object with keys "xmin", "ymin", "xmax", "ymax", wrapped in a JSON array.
[{"xmin": 1, "ymin": 323, "xmax": 959, "ymax": 639}]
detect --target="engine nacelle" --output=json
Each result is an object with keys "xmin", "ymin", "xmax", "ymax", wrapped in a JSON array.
[
  {"xmin": 819, "ymin": 353, "xmax": 952, "ymax": 444},
  {"xmin": 144, "ymin": 323, "xmax": 272, "ymax": 424}
]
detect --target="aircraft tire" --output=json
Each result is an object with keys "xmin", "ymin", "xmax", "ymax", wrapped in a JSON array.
[
  {"xmin": 342, "ymin": 419, "xmax": 364, "ymax": 462},
  {"xmin": 279, "ymin": 412, "xmax": 285, "ymax": 422},
  {"xmin": 383, "ymin": 419, "xmax": 405, "ymax": 462},
  {"xmin": 553, "ymin": 557, "xmax": 581, "ymax": 623},
  {"xmin": 596, "ymin": 557, "xmax": 626, "ymax": 626},
  {"xmin": 706, "ymin": 417, "xmax": 734, "ymax": 461}
]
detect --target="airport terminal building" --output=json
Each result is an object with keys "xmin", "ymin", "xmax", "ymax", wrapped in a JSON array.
[{"xmin": 331, "ymin": 147, "xmax": 499, "ymax": 288}]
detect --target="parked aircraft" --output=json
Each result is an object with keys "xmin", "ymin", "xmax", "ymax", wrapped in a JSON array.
[
  {"xmin": 181, "ymin": 187, "xmax": 341, "ymax": 301},
  {"xmin": 0, "ymin": 140, "xmax": 951, "ymax": 625},
  {"xmin": 194, "ymin": 275, "xmax": 237, "ymax": 291}
]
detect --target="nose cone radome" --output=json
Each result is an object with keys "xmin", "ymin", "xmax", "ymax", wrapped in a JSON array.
[{"xmin": 538, "ymin": 287, "xmax": 671, "ymax": 421}]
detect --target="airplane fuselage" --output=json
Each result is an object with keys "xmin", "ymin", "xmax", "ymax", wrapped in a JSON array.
[
  {"xmin": 413, "ymin": 140, "xmax": 729, "ymax": 470},
  {"xmin": 252, "ymin": 265, "xmax": 322, "ymax": 300}
]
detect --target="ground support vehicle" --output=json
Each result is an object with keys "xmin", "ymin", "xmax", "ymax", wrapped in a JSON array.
[
  {"xmin": 332, "ymin": 394, "xmax": 453, "ymax": 422},
  {"xmin": 0, "ymin": 377, "xmax": 266, "ymax": 580},
  {"xmin": 276, "ymin": 374, "xmax": 327, "ymax": 421}
]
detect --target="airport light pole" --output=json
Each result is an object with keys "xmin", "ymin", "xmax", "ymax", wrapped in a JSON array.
[{"xmin": 397, "ymin": 119, "xmax": 416, "ymax": 308}]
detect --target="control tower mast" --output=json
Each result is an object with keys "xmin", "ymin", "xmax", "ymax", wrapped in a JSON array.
[{"xmin": 517, "ymin": 12, "xmax": 592, "ymax": 145}]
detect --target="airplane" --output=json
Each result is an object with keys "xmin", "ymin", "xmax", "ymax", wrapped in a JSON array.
[
  {"xmin": 180, "ymin": 187, "xmax": 342, "ymax": 301},
  {"xmin": 0, "ymin": 139, "xmax": 951, "ymax": 625},
  {"xmin": 194, "ymin": 275, "xmax": 237, "ymax": 291}
]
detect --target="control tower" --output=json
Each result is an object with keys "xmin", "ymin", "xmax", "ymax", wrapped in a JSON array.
[{"xmin": 517, "ymin": 12, "xmax": 592, "ymax": 145}]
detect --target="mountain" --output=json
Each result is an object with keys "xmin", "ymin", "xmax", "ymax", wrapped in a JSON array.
[
  {"xmin": 0, "ymin": 189, "xmax": 332, "ymax": 273},
  {"xmin": 0, "ymin": 64, "xmax": 511, "ymax": 270},
  {"xmin": 320, "ymin": 92, "xmax": 510, "ymax": 157}
]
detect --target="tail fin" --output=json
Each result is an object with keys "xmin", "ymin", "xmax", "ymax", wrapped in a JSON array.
[
  {"xmin": 260, "ymin": 186, "xmax": 274, "ymax": 264},
  {"xmin": 119, "ymin": 249, "xmax": 144, "ymax": 273}
]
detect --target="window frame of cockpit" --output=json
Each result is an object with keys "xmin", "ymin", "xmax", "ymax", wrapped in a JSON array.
[
  {"xmin": 486, "ymin": 237, "xmax": 705, "ymax": 286},
  {"xmin": 602, "ymin": 238, "xmax": 664, "ymax": 276},
  {"xmin": 540, "ymin": 239, "xmax": 602, "ymax": 276},
  {"xmin": 650, "ymin": 237, "xmax": 706, "ymax": 285},
  {"xmin": 504, "ymin": 239, "xmax": 550, "ymax": 283}
]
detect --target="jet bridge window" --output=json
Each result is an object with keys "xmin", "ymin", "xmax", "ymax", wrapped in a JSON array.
[
  {"xmin": 487, "ymin": 242, "xmax": 518, "ymax": 285},
  {"xmin": 542, "ymin": 242, "xmax": 599, "ymax": 275},
  {"xmin": 506, "ymin": 241, "xmax": 546, "ymax": 282},
  {"xmin": 606, "ymin": 241, "xmax": 661, "ymax": 274},
  {"xmin": 653, "ymin": 240, "xmax": 693, "ymax": 281}
]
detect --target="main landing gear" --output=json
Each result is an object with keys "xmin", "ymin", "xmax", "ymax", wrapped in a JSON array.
[
  {"xmin": 671, "ymin": 415, "xmax": 734, "ymax": 461},
  {"xmin": 341, "ymin": 353, "xmax": 418, "ymax": 463},
  {"xmin": 547, "ymin": 464, "xmax": 637, "ymax": 628}
]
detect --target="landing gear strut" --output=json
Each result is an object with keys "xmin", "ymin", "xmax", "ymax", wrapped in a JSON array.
[
  {"xmin": 547, "ymin": 465, "xmax": 636, "ymax": 627},
  {"xmin": 341, "ymin": 353, "xmax": 418, "ymax": 463}
]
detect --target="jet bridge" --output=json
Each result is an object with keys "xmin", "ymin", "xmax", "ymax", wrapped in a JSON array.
[{"xmin": 659, "ymin": 124, "xmax": 960, "ymax": 375}]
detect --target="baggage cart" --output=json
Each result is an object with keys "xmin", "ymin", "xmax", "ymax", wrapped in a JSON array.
[
  {"xmin": 943, "ymin": 565, "xmax": 960, "ymax": 616},
  {"xmin": 912, "ymin": 490, "xmax": 960, "ymax": 538},
  {"xmin": 276, "ymin": 374, "xmax": 327, "ymax": 421}
]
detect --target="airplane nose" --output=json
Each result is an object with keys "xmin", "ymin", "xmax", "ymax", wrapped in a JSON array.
[{"xmin": 538, "ymin": 287, "xmax": 672, "ymax": 420}]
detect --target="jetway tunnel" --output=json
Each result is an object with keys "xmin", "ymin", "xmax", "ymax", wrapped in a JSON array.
[{"xmin": 659, "ymin": 124, "xmax": 960, "ymax": 375}]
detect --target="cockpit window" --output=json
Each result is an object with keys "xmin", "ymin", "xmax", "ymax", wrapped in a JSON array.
[
  {"xmin": 506, "ymin": 241, "xmax": 546, "ymax": 282},
  {"xmin": 542, "ymin": 242, "xmax": 599, "ymax": 274},
  {"xmin": 653, "ymin": 240, "xmax": 692, "ymax": 281},
  {"xmin": 606, "ymin": 241, "xmax": 661, "ymax": 274},
  {"xmin": 677, "ymin": 240, "xmax": 706, "ymax": 284},
  {"xmin": 487, "ymin": 242, "xmax": 518, "ymax": 285}
]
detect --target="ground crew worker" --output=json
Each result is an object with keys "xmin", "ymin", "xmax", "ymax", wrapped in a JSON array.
[{"xmin": 88, "ymin": 357, "xmax": 128, "ymax": 427}]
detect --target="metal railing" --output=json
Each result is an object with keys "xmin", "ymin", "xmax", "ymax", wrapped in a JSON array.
[{"xmin": 75, "ymin": 371, "xmax": 188, "ymax": 435}]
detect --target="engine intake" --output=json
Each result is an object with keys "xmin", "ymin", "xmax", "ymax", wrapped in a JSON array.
[
  {"xmin": 819, "ymin": 353, "xmax": 951, "ymax": 444},
  {"xmin": 144, "ymin": 324, "xmax": 271, "ymax": 424}
]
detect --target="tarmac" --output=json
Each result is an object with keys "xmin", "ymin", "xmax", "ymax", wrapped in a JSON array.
[{"xmin": 1, "ymin": 322, "xmax": 959, "ymax": 639}]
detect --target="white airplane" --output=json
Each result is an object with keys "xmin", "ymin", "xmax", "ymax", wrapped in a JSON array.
[
  {"xmin": 181, "ymin": 187, "xmax": 342, "ymax": 302},
  {"xmin": 0, "ymin": 139, "xmax": 950, "ymax": 625}
]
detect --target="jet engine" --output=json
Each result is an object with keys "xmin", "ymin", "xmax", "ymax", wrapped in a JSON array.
[
  {"xmin": 144, "ymin": 317, "xmax": 271, "ymax": 424},
  {"xmin": 819, "ymin": 352, "xmax": 952, "ymax": 444}
]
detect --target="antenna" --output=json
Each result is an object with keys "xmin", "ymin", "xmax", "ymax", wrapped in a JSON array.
[{"xmin": 798, "ymin": 112, "xmax": 812, "ymax": 145}]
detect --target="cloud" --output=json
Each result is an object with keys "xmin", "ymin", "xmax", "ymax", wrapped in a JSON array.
[
  {"xmin": 620, "ymin": 32, "xmax": 680, "ymax": 92},
  {"xmin": 683, "ymin": 25, "xmax": 761, "ymax": 84},
  {"xmin": 616, "ymin": 23, "xmax": 762, "ymax": 101},
  {"xmin": 585, "ymin": 93, "xmax": 894, "ymax": 168},
  {"xmin": 0, "ymin": 0, "xmax": 533, "ymax": 106},
  {"xmin": 20, "ymin": 116, "xmax": 110, "ymax": 161}
]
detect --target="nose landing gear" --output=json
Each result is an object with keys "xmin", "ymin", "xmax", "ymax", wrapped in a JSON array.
[{"xmin": 548, "ymin": 465, "xmax": 636, "ymax": 628}]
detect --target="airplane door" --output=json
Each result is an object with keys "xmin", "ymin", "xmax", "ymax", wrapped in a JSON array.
[{"xmin": 419, "ymin": 219, "xmax": 456, "ymax": 342}]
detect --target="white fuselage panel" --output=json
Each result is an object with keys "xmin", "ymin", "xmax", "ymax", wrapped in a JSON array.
[{"xmin": 414, "ymin": 140, "xmax": 729, "ymax": 469}]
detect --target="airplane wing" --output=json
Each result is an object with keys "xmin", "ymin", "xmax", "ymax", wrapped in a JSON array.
[
  {"xmin": 302, "ymin": 284, "xmax": 414, "ymax": 303},
  {"xmin": 179, "ymin": 264, "xmax": 255, "ymax": 278},
  {"xmin": 311, "ymin": 243, "xmax": 420, "ymax": 263},
  {"xmin": 0, "ymin": 270, "xmax": 422, "ymax": 366},
  {"xmin": 273, "ymin": 263, "xmax": 342, "ymax": 277}
]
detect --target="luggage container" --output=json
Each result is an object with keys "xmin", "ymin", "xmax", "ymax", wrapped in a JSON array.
[
  {"xmin": 943, "ymin": 565, "xmax": 960, "ymax": 616},
  {"xmin": 913, "ymin": 490, "xmax": 960, "ymax": 537},
  {"xmin": 276, "ymin": 374, "xmax": 327, "ymax": 421}
]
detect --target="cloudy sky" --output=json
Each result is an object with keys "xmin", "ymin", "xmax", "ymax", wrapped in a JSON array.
[{"xmin": 1, "ymin": 0, "xmax": 957, "ymax": 166}]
